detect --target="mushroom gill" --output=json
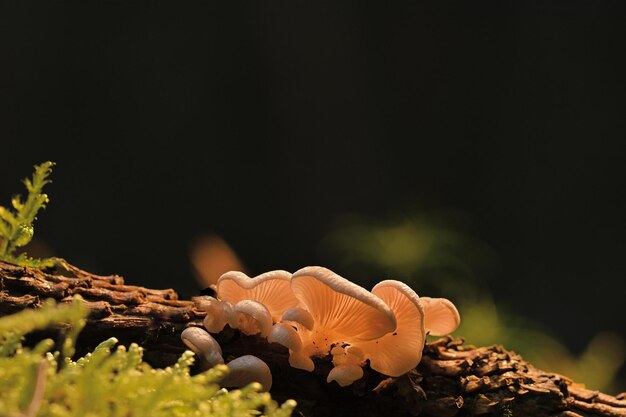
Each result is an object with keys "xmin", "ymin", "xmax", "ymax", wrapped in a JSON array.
[
  {"xmin": 275, "ymin": 266, "xmax": 396, "ymax": 372},
  {"xmin": 356, "ymin": 280, "xmax": 426, "ymax": 378}
]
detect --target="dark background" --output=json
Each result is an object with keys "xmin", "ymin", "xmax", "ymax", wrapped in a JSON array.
[{"xmin": 2, "ymin": 0, "xmax": 625, "ymax": 385}]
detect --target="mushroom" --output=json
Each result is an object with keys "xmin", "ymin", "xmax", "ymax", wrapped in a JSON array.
[
  {"xmin": 356, "ymin": 280, "xmax": 426, "ymax": 378},
  {"xmin": 181, "ymin": 327, "xmax": 224, "ymax": 370},
  {"xmin": 281, "ymin": 307, "xmax": 314, "ymax": 330},
  {"xmin": 268, "ymin": 322, "xmax": 302, "ymax": 352},
  {"xmin": 419, "ymin": 296, "xmax": 460, "ymax": 336},
  {"xmin": 195, "ymin": 296, "xmax": 233, "ymax": 333},
  {"xmin": 327, "ymin": 345, "xmax": 365, "ymax": 386},
  {"xmin": 327, "ymin": 364, "xmax": 364, "ymax": 387},
  {"xmin": 217, "ymin": 270, "xmax": 299, "ymax": 322},
  {"xmin": 276, "ymin": 266, "xmax": 397, "ymax": 372},
  {"xmin": 287, "ymin": 350, "xmax": 315, "ymax": 372},
  {"xmin": 230, "ymin": 299, "xmax": 273, "ymax": 337},
  {"xmin": 220, "ymin": 355, "xmax": 273, "ymax": 392}
]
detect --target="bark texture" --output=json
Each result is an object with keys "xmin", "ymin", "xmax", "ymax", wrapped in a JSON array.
[{"xmin": 1, "ymin": 259, "xmax": 625, "ymax": 417}]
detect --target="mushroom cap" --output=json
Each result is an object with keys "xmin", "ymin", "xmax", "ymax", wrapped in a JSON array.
[
  {"xmin": 181, "ymin": 326, "xmax": 224, "ymax": 370},
  {"xmin": 327, "ymin": 364, "xmax": 364, "ymax": 387},
  {"xmin": 217, "ymin": 270, "xmax": 298, "ymax": 322},
  {"xmin": 268, "ymin": 323, "xmax": 303, "ymax": 352},
  {"xmin": 231, "ymin": 300, "xmax": 273, "ymax": 337},
  {"xmin": 358, "ymin": 280, "xmax": 425, "ymax": 377},
  {"xmin": 281, "ymin": 307, "xmax": 314, "ymax": 331},
  {"xmin": 195, "ymin": 296, "xmax": 231, "ymax": 334},
  {"xmin": 291, "ymin": 266, "xmax": 397, "ymax": 342},
  {"xmin": 221, "ymin": 355, "xmax": 273, "ymax": 392},
  {"xmin": 420, "ymin": 297, "xmax": 460, "ymax": 336}
]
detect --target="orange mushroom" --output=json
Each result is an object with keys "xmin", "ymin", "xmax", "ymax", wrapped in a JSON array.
[
  {"xmin": 277, "ymin": 266, "xmax": 397, "ymax": 376},
  {"xmin": 355, "ymin": 280, "xmax": 426, "ymax": 380},
  {"xmin": 419, "ymin": 296, "xmax": 461, "ymax": 336},
  {"xmin": 217, "ymin": 270, "xmax": 299, "ymax": 322},
  {"xmin": 197, "ymin": 266, "xmax": 461, "ymax": 388}
]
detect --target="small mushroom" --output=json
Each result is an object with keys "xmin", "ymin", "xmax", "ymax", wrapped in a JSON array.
[
  {"xmin": 181, "ymin": 327, "xmax": 224, "ymax": 370},
  {"xmin": 328, "ymin": 345, "xmax": 365, "ymax": 385},
  {"xmin": 419, "ymin": 296, "xmax": 460, "ymax": 336},
  {"xmin": 288, "ymin": 350, "xmax": 315, "ymax": 372},
  {"xmin": 230, "ymin": 299, "xmax": 273, "ymax": 337},
  {"xmin": 220, "ymin": 355, "xmax": 273, "ymax": 392},
  {"xmin": 281, "ymin": 307, "xmax": 314, "ymax": 330},
  {"xmin": 327, "ymin": 364, "xmax": 364, "ymax": 387},
  {"xmin": 268, "ymin": 323, "xmax": 303, "ymax": 352},
  {"xmin": 217, "ymin": 270, "xmax": 299, "ymax": 322},
  {"xmin": 196, "ymin": 296, "xmax": 233, "ymax": 333},
  {"xmin": 357, "ymin": 280, "xmax": 426, "ymax": 377}
]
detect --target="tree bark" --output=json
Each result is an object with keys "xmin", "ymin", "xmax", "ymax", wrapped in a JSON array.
[{"xmin": 1, "ymin": 259, "xmax": 625, "ymax": 417}]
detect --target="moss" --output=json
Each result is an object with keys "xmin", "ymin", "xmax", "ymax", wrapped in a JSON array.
[{"xmin": 0, "ymin": 298, "xmax": 296, "ymax": 417}]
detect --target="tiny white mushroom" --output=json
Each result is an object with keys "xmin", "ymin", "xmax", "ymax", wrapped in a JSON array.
[
  {"xmin": 231, "ymin": 300, "xmax": 273, "ymax": 337},
  {"xmin": 196, "ymin": 296, "xmax": 231, "ymax": 334},
  {"xmin": 221, "ymin": 355, "xmax": 273, "ymax": 392},
  {"xmin": 181, "ymin": 327, "xmax": 224, "ymax": 370},
  {"xmin": 268, "ymin": 323, "xmax": 303, "ymax": 352},
  {"xmin": 419, "ymin": 297, "xmax": 461, "ymax": 336}
]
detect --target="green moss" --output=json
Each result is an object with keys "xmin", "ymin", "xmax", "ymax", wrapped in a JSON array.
[
  {"xmin": 0, "ymin": 161, "xmax": 61, "ymax": 268},
  {"xmin": 0, "ymin": 298, "xmax": 296, "ymax": 417}
]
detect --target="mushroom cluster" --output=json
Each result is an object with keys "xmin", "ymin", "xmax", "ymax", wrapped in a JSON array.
[{"xmin": 187, "ymin": 266, "xmax": 460, "ymax": 388}]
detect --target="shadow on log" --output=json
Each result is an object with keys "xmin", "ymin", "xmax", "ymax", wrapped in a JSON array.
[{"xmin": 1, "ymin": 259, "xmax": 625, "ymax": 417}]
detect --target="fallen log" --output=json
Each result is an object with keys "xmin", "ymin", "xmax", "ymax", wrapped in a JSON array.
[{"xmin": 1, "ymin": 259, "xmax": 625, "ymax": 417}]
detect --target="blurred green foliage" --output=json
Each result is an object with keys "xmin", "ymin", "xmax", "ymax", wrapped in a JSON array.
[
  {"xmin": 0, "ymin": 298, "xmax": 295, "ymax": 417},
  {"xmin": 323, "ymin": 210, "xmax": 625, "ymax": 393}
]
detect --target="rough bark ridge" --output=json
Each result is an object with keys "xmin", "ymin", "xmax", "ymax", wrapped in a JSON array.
[{"xmin": 1, "ymin": 260, "xmax": 625, "ymax": 417}]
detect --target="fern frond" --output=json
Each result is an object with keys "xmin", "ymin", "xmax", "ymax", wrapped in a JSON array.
[
  {"xmin": 0, "ymin": 161, "xmax": 57, "ymax": 267},
  {"xmin": 7, "ymin": 253, "xmax": 58, "ymax": 269},
  {"xmin": 16, "ymin": 161, "xmax": 54, "ymax": 227}
]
